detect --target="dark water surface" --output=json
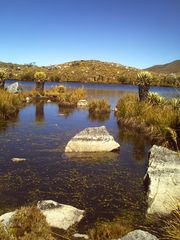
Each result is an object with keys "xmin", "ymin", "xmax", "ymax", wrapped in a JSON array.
[{"xmin": 0, "ymin": 81, "xmax": 179, "ymax": 229}]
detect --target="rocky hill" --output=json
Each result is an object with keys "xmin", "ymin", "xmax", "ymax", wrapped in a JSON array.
[
  {"xmin": 0, "ymin": 59, "xmax": 179, "ymax": 87},
  {"xmin": 145, "ymin": 60, "xmax": 180, "ymax": 74}
]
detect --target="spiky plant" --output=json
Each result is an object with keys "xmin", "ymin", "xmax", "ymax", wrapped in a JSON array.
[
  {"xmin": 137, "ymin": 71, "xmax": 153, "ymax": 101},
  {"xmin": 34, "ymin": 71, "xmax": 46, "ymax": 94},
  {"xmin": 148, "ymin": 92, "xmax": 166, "ymax": 106}
]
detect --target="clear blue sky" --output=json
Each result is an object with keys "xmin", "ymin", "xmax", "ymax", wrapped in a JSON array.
[{"xmin": 0, "ymin": 0, "xmax": 180, "ymax": 68}]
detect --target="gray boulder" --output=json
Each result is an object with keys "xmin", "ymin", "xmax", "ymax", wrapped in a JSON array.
[
  {"xmin": 7, "ymin": 82, "xmax": 23, "ymax": 93},
  {"xmin": 144, "ymin": 145, "xmax": 180, "ymax": 214},
  {"xmin": 65, "ymin": 126, "xmax": 120, "ymax": 152},
  {"xmin": 120, "ymin": 230, "xmax": 159, "ymax": 240},
  {"xmin": 0, "ymin": 200, "xmax": 84, "ymax": 231},
  {"xmin": 77, "ymin": 100, "xmax": 88, "ymax": 108}
]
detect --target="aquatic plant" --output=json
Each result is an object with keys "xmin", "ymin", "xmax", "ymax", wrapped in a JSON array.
[
  {"xmin": 89, "ymin": 99, "xmax": 110, "ymax": 114},
  {"xmin": 137, "ymin": 71, "xmax": 153, "ymax": 101}
]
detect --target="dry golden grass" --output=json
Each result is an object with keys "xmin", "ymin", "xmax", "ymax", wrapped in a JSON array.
[
  {"xmin": 88, "ymin": 219, "xmax": 134, "ymax": 240},
  {"xmin": 116, "ymin": 94, "xmax": 180, "ymax": 148},
  {"xmin": 45, "ymin": 87, "xmax": 86, "ymax": 106},
  {"xmin": 163, "ymin": 206, "xmax": 180, "ymax": 240},
  {"xmin": 0, "ymin": 89, "xmax": 23, "ymax": 119},
  {"xmin": 89, "ymin": 99, "xmax": 110, "ymax": 114},
  {"xmin": 0, "ymin": 206, "xmax": 55, "ymax": 240}
]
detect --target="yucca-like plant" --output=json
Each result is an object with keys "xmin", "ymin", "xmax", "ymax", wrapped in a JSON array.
[
  {"xmin": 0, "ymin": 68, "xmax": 7, "ymax": 89},
  {"xmin": 148, "ymin": 92, "xmax": 166, "ymax": 106},
  {"xmin": 137, "ymin": 71, "xmax": 153, "ymax": 101},
  {"xmin": 34, "ymin": 71, "xmax": 46, "ymax": 94},
  {"xmin": 170, "ymin": 98, "xmax": 180, "ymax": 110}
]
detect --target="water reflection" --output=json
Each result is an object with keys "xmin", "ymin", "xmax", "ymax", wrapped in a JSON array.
[
  {"xmin": 35, "ymin": 102, "xmax": 45, "ymax": 124},
  {"xmin": 119, "ymin": 127, "xmax": 151, "ymax": 162},
  {"xmin": 88, "ymin": 112, "xmax": 110, "ymax": 122},
  {"xmin": 63, "ymin": 152, "xmax": 119, "ymax": 163},
  {"xmin": 58, "ymin": 105, "xmax": 75, "ymax": 117}
]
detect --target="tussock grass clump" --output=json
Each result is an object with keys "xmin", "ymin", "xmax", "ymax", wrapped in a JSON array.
[
  {"xmin": 0, "ymin": 89, "xmax": 22, "ymax": 119},
  {"xmin": 88, "ymin": 219, "xmax": 134, "ymax": 240},
  {"xmin": 89, "ymin": 99, "xmax": 110, "ymax": 114},
  {"xmin": 0, "ymin": 206, "xmax": 55, "ymax": 240},
  {"xmin": 45, "ymin": 87, "xmax": 86, "ymax": 106},
  {"xmin": 163, "ymin": 206, "xmax": 180, "ymax": 240},
  {"xmin": 116, "ymin": 94, "xmax": 180, "ymax": 148}
]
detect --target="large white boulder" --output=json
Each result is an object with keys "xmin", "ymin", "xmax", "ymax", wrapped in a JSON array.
[
  {"xmin": 144, "ymin": 145, "xmax": 180, "ymax": 214},
  {"xmin": 0, "ymin": 200, "xmax": 84, "ymax": 231},
  {"xmin": 37, "ymin": 200, "xmax": 84, "ymax": 230},
  {"xmin": 65, "ymin": 126, "xmax": 120, "ymax": 152},
  {"xmin": 7, "ymin": 82, "xmax": 23, "ymax": 93}
]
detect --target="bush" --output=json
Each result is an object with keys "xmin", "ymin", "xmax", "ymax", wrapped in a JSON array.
[
  {"xmin": 89, "ymin": 99, "xmax": 110, "ymax": 114},
  {"xmin": 0, "ymin": 206, "xmax": 55, "ymax": 240}
]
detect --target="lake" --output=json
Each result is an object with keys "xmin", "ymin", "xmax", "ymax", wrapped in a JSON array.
[{"xmin": 0, "ymin": 81, "xmax": 179, "ymax": 230}]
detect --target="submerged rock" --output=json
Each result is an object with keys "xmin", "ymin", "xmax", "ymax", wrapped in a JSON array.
[
  {"xmin": 7, "ymin": 82, "xmax": 23, "ymax": 93},
  {"xmin": 65, "ymin": 126, "xmax": 120, "ymax": 152},
  {"xmin": 120, "ymin": 230, "xmax": 159, "ymax": 240},
  {"xmin": 11, "ymin": 157, "xmax": 26, "ymax": 163},
  {"xmin": 0, "ymin": 200, "xmax": 84, "ymax": 231},
  {"xmin": 144, "ymin": 145, "xmax": 180, "ymax": 214}
]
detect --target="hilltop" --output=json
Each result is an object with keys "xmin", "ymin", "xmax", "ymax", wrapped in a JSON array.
[
  {"xmin": 145, "ymin": 60, "xmax": 180, "ymax": 74},
  {"xmin": 0, "ymin": 59, "xmax": 179, "ymax": 87}
]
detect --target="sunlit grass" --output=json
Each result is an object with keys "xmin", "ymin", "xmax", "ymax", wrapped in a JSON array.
[
  {"xmin": 116, "ymin": 93, "xmax": 180, "ymax": 148},
  {"xmin": 0, "ymin": 206, "xmax": 55, "ymax": 240},
  {"xmin": 0, "ymin": 89, "xmax": 23, "ymax": 119}
]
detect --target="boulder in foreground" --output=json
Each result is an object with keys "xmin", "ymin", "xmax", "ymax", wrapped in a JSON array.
[
  {"xmin": 65, "ymin": 126, "xmax": 120, "ymax": 152},
  {"xmin": 144, "ymin": 145, "xmax": 180, "ymax": 215},
  {"xmin": 0, "ymin": 200, "xmax": 84, "ymax": 231}
]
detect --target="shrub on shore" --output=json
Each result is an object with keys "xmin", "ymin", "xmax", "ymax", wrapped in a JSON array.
[
  {"xmin": 116, "ymin": 93, "xmax": 180, "ymax": 149},
  {"xmin": 0, "ymin": 89, "xmax": 22, "ymax": 120}
]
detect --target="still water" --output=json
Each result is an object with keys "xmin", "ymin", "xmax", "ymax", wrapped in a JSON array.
[{"xmin": 0, "ymin": 81, "xmax": 179, "ymax": 229}]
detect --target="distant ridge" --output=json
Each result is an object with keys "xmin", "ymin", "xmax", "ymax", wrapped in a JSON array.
[{"xmin": 145, "ymin": 60, "xmax": 180, "ymax": 74}]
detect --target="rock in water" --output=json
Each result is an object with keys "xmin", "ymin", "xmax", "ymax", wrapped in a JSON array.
[
  {"xmin": 65, "ymin": 126, "xmax": 120, "ymax": 152},
  {"xmin": 77, "ymin": 99, "xmax": 88, "ymax": 108},
  {"xmin": 11, "ymin": 157, "xmax": 26, "ymax": 163},
  {"xmin": 144, "ymin": 145, "xmax": 180, "ymax": 215},
  {"xmin": 7, "ymin": 82, "xmax": 23, "ymax": 93},
  {"xmin": 37, "ymin": 200, "xmax": 84, "ymax": 230},
  {"xmin": 121, "ymin": 230, "xmax": 159, "ymax": 240}
]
